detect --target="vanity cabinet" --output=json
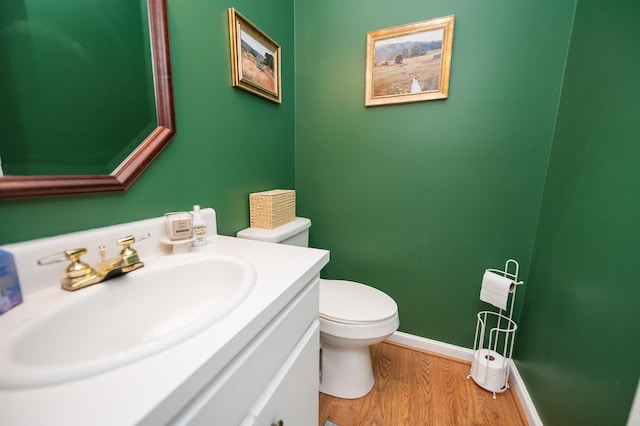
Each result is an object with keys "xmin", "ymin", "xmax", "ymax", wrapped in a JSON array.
[
  {"xmin": 168, "ymin": 277, "xmax": 320, "ymax": 425},
  {"xmin": 0, "ymin": 213, "xmax": 330, "ymax": 426}
]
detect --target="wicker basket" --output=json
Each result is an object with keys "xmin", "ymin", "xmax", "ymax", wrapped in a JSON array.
[{"xmin": 249, "ymin": 189, "xmax": 296, "ymax": 229}]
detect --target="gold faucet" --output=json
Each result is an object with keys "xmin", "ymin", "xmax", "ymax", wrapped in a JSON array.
[{"xmin": 38, "ymin": 234, "xmax": 148, "ymax": 291}]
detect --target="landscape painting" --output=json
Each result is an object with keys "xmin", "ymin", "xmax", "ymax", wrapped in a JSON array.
[
  {"xmin": 365, "ymin": 15, "xmax": 455, "ymax": 107},
  {"xmin": 228, "ymin": 8, "xmax": 281, "ymax": 103}
]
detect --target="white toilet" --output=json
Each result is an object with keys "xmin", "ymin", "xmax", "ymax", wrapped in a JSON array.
[{"xmin": 237, "ymin": 217, "xmax": 399, "ymax": 399}]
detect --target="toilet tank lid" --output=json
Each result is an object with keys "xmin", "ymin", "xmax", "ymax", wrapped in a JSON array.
[{"xmin": 236, "ymin": 217, "xmax": 311, "ymax": 243}]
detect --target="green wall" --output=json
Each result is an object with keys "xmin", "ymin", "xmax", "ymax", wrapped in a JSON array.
[
  {"xmin": 516, "ymin": 1, "xmax": 640, "ymax": 425},
  {"xmin": 2, "ymin": 0, "xmax": 639, "ymax": 424},
  {"xmin": 295, "ymin": 0, "xmax": 575, "ymax": 346},
  {"xmin": 0, "ymin": 0, "xmax": 296, "ymax": 245}
]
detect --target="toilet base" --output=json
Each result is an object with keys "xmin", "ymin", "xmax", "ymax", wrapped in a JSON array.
[{"xmin": 319, "ymin": 341, "xmax": 375, "ymax": 399}]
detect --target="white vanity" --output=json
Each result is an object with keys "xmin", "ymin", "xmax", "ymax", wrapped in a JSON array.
[{"xmin": 0, "ymin": 209, "xmax": 329, "ymax": 425}]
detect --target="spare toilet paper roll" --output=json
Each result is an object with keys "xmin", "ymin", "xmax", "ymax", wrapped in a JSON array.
[
  {"xmin": 471, "ymin": 349, "xmax": 509, "ymax": 391},
  {"xmin": 479, "ymin": 271, "xmax": 515, "ymax": 310}
]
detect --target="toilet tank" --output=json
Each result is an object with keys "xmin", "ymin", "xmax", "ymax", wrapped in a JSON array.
[{"xmin": 236, "ymin": 217, "xmax": 311, "ymax": 247}]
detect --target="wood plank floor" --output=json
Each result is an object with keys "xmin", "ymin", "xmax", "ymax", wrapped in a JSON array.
[{"xmin": 319, "ymin": 341, "xmax": 528, "ymax": 426}]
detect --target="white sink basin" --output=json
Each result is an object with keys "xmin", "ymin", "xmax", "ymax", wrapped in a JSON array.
[{"xmin": 0, "ymin": 252, "xmax": 256, "ymax": 389}]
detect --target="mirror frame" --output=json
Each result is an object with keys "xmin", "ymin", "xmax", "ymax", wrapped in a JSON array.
[{"xmin": 0, "ymin": 0, "xmax": 175, "ymax": 200}]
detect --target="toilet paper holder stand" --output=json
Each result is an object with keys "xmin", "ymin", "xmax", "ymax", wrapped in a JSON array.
[{"xmin": 467, "ymin": 259, "xmax": 524, "ymax": 399}]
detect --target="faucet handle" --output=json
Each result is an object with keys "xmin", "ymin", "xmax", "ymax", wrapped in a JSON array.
[
  {"xmin": 38, "ymin": 248, "xmax": 86, "ymax": 265},
  {"xmin": 116, "ymin": 233, "xmax": 149, "ymax": 267},
  {"xmin": 38, "ymin": 248, "xmax": 95, "ymax": 280},
  {"xmin": 116, "ymin": 233, "xmax": 150, "ymax": 247}
]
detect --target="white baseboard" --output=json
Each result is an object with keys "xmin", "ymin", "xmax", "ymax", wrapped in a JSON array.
[
  {"xmin": 387, "ymin": 331, "xmax": 542, "ymax": 426},
  {"xmin": 626, "ymin": 379, "xmax": 640, "ymax": 426},
  {"xmin": 388, "ymin": 330, "xmax": 474, "ymax": 361},
  {"xmin": 507, "ymin": 357, "xmax": 543, "ymax": 426}
]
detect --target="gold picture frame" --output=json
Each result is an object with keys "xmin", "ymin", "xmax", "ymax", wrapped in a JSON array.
[
  {"xmin": 365, "ymin": 15, "xmax": 455, "ymax": 107},
  {"xmin": 228, "ymin": 8, "xmax": 281, "ymax": 103}
]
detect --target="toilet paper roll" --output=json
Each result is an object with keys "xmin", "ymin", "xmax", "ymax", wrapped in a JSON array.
[
  {"xmin": 479, "ymin": 271, "xmax": 515, "ymax": 310},
  {"xmin": 470, "ymin": 349, "xmax": 509, "ymax": 392}
]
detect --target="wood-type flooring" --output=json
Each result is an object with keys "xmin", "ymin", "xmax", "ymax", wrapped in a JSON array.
[{"xmin": 319, "ymin": 341, "xmax": 528, "ymax": 426}]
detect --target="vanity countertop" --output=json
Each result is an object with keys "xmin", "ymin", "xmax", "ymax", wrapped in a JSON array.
[{"xmin": 0, "ymin": 234, "xmax": 329, "ymax": 425}]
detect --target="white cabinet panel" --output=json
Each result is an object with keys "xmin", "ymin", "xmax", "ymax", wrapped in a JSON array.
[
  {"xmin": 170, "ymin": 278, "xmax": 319, "ymax": 425},
  {"xmin": 241, "ymin": 322, "xmax": 320, "ymax": 426}
]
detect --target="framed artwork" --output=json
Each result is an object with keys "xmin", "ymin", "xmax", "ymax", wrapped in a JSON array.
[
  {"xmin": 365, "ymin": 15, "xmax": 455, "ymax": 107},
  {"xmin": 228, "ymin": 8, "xmax": 281, "ymax": 103}
]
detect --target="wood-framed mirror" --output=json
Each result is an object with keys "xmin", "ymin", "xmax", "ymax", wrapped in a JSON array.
[{"xmin": 0, "ymin": 0, "xmax": 175, "ymax": 200}]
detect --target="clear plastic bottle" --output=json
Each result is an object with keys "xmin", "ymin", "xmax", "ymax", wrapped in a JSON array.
[{"xmin": 191, "ymin": 205, "xmax": 208, "ymax": 247}]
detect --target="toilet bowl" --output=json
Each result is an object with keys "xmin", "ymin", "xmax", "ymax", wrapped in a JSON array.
[
  {"xmin": 237, "ymin": 217, "xmax": 400, "ymax": 399},
  {"xmin": 319, "ymin": 279, "xmax": 399, "ymax": 398}
]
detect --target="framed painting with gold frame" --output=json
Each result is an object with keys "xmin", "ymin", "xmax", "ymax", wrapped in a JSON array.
[
  {"xmin": 228, "ymin": 8, "xmax": 281, "ymax": 103},
  {"xmin": 365, "ymin": 15, "xmax": 455, "ymax": 107}
]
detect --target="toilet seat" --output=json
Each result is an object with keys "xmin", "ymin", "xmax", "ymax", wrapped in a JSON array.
[{"xmin": 319, "ymin": 279, "xmax": 398, "ymax": 325}]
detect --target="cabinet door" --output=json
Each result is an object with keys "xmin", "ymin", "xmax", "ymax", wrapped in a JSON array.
[
  {"xmin": 169, "ymin": 279, "xmax": 319, "ymax": 426},
  {"xmin": 241, "ymin": 321, "xmax": 320, "ymax": 426}
]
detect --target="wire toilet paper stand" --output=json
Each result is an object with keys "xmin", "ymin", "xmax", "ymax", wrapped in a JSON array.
[{"xmin": 467, "ymin": 259, "xmax": 524, "ymax": 399}]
